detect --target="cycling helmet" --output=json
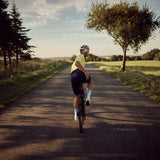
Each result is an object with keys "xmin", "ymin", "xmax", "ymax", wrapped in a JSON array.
[{"xmin": 80, "ymin": 45, "xmax": 89, "ymax": 52}]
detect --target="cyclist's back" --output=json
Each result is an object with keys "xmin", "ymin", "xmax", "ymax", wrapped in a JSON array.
[{"xmin": 70, "ymin": 45, "xmax": 92, "ymax": 121}]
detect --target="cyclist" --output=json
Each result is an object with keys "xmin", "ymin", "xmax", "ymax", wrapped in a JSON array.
[{"xmin": 70, "ymin": 45, "xmax": 92, "ymax": 121}]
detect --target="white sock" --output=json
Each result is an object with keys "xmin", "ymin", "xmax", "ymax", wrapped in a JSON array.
[
  {"xmin": 86, "ymin": 90, "xmax": 92, "ymax": 101},
  {"xmin": 74, "ymin": 109, "xmax": 78, "ymax": 115},
  {"xmin": 74, "ymin": 109, "xmax": 78, "ymax": 121}
]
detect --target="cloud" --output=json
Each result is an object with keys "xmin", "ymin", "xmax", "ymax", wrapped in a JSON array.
[
  {"xmin": 9, "ymin": 0, "xmax": 91, "ymax": 27},
  {"xmin": 9, "ymin": 0, "xmax": 160, "ymax": 28},
  {"xmin": 31, "ymin": 0, "xmax": 60, "ymax": 20}
]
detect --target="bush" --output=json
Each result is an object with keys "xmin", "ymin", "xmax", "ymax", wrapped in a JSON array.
[
  {"xmin": 141, "ymin": 48, "xmax": 160, "ymax": 60},
  {"xmin": 154, "ymin": 52, "xmax": 160, "ymax": 61}
]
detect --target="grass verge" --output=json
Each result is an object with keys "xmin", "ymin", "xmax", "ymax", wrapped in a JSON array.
[
  {"xmin": 93, "ymin": 61, "xmax": 160, "ymax": 103},
  {"xmin": 0, "ymin": 60, "xmax": 71, "ymax": 109}
]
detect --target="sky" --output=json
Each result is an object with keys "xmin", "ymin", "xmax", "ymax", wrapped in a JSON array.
[{"xmin": 8, "ymin": 0, "xmax": 160, "ymax": 58}]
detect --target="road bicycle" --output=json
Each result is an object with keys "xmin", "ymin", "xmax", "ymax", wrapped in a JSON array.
[{"xmin": 78, "ymin": 83, "xmax": 86, "ymax": 133}]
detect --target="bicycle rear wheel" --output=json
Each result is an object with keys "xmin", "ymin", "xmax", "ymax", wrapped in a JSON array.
[
  {"xmin": 78, "ymin": 96, "xmax": 84, "ymax": 133},
  {"xmin": 78, "ymin": 83, "xmax": 85, "ymax": 133},
  {"xmin": 78, "ymin": 113, "xmax": 83, "ymax": 133}
]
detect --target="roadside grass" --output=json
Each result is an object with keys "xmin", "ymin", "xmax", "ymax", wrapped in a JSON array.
[
  {"xmin": 0, "ymin": 60, "xmax": 71, "ymax": 109},
  {"xmin": 93, "ymin": 61, "xmax": 160, "ymax": 103}
]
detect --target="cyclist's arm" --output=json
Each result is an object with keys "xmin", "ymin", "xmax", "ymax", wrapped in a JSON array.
[{"xmin": 75, "ymin": 61, "xmax": 89, "ymax": 80}]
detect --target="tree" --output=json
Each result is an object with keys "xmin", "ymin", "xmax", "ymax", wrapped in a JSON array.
[
  {"xmin": 141, "ymin": 48, "xmax": 160, "ymax": 60},
  {"xmin": 110, "ymin": 55, "xmax": 118, "ymax": 61},
  {"xmin": 86, "ymin": 53, "xmax": 102, "ymax": 62},
  {"xmin": 70, "ymin": 54, "xmax": 77, "ymax": 61},
  {"xmin": 154, "ymin": 52, "xmax": 160, "ymax": 61},
  {"xmin": 10, "ymin": 1, "xmax": 32, "ymax": 68},
  {"xmin": 20, "ymin": 52, "xmax": 32, "ymax": 61},
  {"xmin": 0, "ymin": 0, "xmax": 34, "ymax": 72},
  {"xmin": 109, "ymin": 55, "xmax": 123, "ymax": 61},
  {"xmin": 86, "ymin": 1, "xmax": 160, "ymax": 71},
  {"xmin": 0, "ymin": 0, "xmax": 12, "ymax": 70}
]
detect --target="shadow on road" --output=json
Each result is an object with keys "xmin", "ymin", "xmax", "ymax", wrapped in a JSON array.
[{"xmin": 0, "ymin": 64, "xmax": 160, "ymax": 160}]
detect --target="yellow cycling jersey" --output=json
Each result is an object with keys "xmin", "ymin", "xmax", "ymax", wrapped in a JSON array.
[{"xmin": 71, "ymin": 54, "xmax": 85, "ymax": 73}]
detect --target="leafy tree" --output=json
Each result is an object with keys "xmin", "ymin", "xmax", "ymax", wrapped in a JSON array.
[
  {"xmin": 86, "ymin": 53, "xmax": 103, "ymax": 62},
  {"xmin": 86, "ymin": 53, "xmax": 95, "ymax": 61},
  {"xmin": 86, "ymin": 1, "xmax": 160, "ymax": 71},
  {"xmin": 110, "ymin": 55, "xmax": 123, "ymax": 61},
  {"xmin": 130, "ymin": 55, "xmax": 142, "ymax": 60},
  {"xmin": 141, "ymin": 48, "xmax": 160, "ymax": 60},
  {"xmin": 70, "ymin": 54, "xmax": 77, "ymax": 61},
  {"xmin": 96, "ymin": 56, "xmax": 101, "ymax": 61},
  {"xmin": 71, "ymin": 53, "xmax": 103, "ymax": 62},
  {"xmin": 110, "ymin": 55, "xmax": 118, "ymax": 61},
  {"xmin": 154, "ymin": 52, "xmax": 160, "ymax": 61},
  {"xmin": 134, "ymin": 56, "xmax": 142, "ymax": 60}
]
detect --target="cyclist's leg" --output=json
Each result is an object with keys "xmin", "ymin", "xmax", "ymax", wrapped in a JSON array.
[
  {"xmin": 71, "ymin": 72, "xmax": 81, "ymax": 121},
  {"xmin": 74, "ymin": 95, "xmax": 79, "ymax": 109},
  {"xmin": 87, "ymin": 79, "xmax": 92, "ymax": 91},
  {"xmin": 71, "ymin": 70, "xmax": 81, "ymax": 109},
  {"xmin": 73, "ymin": 95, "xmax": 79, "ymax": 121},
  {"xmin": 86, "ymin": 77, "xmax": 92, "ymax": 105}
]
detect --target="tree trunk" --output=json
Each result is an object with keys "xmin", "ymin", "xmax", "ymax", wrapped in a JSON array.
[
  {"xmin": 8, "ymin": 52, "xmax": 12, "ymax": 72},
  {"xmin": 3, "ymin": 51, "xmax": 7, "ymax": 71},
  {"xmin": 16, "ymin": 49, "xmax": 18, "ymax": 68},
  {"xmin": 121, "ymin": 47, "xmax": 127, "ymax": 72}
]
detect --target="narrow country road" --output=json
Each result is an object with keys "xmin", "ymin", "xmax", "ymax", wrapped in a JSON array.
[{"xmin": 0, "ymin": 64, "xmax": 160, "ymax": 160}]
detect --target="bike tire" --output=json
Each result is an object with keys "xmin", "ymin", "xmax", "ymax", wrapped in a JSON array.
[
  {"xmin": 78, "ymin": 84, "xmax": 85, "ymax": 133},
  {"xmin": 79, "ymin": 114, "xmax": 83, "ymax": 133},
  {"xmin": 78, "ymin": 96, "xmax": 84, "ymax": 133}
]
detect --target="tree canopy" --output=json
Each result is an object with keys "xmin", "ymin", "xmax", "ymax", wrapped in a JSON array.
[{"xmin": 86, "ymin": 1, "xmax": 160, "ymax": 71}]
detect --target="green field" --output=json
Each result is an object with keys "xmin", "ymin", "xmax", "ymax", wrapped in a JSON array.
[
  {"xmin": 0, "ymin": 60, "xmax": 71, "ymax": 109},
  {"xmin": 93, "ymin": 61, "xmax": 160, "ymax": 103}
]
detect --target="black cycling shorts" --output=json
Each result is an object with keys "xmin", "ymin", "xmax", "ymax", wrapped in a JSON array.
[{"xmin": 70, "ymin": 69, "xmax": 91, "ymax": 95}]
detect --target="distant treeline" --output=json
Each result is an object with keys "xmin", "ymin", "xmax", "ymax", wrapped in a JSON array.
[
  {"xmin": 71, "ymin": 48, "xmax": 160, "ymax": 62},
  {"xmin": 70, "ymin": 53, "xmax": 107, "ymax": 62},
  {"xmin": 110, "ymin": 48, "xmax": 160, "ymax": 61}
]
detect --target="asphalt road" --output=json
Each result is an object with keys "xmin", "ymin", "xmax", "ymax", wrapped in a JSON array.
[{"xmin": 0, "ymin": 64, "xmax": 160, "ymax": 160}]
